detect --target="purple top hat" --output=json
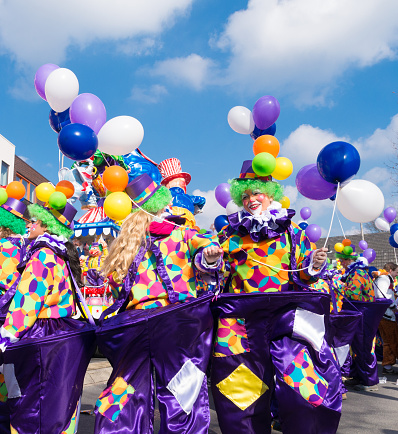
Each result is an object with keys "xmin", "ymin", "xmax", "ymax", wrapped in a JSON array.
[
  {"xmin": 47, "ymin": 202, "xmax": 77, "ymax": 228},
  {"xmin": 236, "ymin": 160, "xmax": 272, "ymax": 182},
  {"xmin": 125, "ymin": 174, "xmax": 160, "ymax": 207},
  {"xmin": 1, "ymin": 198, "xmax": 27, "ymax": 219}
]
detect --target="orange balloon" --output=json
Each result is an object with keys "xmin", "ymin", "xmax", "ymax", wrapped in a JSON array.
[
  {"xmin": 342, "ymin": 239, "xmax": 351, "ymax": 246},
  {"xmin": 253, "ymin": 135, "xmax": 280, "ymax": 158},
  {"xmin": 6, "ymin": 181, "xmax": 26, "ymax": 200},
  {"xmin": 103, "ymin": 166, "xmax": 129, "ymax": 192},
  {"xmin": 56, "ymin": 180, "xmax": 75, "ymax": 199}
]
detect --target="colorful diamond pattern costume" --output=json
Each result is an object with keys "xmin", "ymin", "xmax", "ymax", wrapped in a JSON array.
[
  {"xmin": 214, "ymin": 317, "xmax": 250, "ymax": 357},
  {"xmin": 0, "ymin": 238, "xmax": 23, "ymax": 296}
]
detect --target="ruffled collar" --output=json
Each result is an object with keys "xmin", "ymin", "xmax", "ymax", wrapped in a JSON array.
[{"xmin": 228, "ymin": 202, "xmax": 295, "ymax": 242}]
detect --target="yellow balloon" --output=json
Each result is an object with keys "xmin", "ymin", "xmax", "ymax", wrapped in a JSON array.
[
  {"xmin": 280, "ymin": 196, "xmax": 290, "ymax": 209},
  {"xmin": 334, "ymin": 243, "xmax": 344, "ymax": 253},
  {"xmin": 104, "ymin": 192, "xmax": 132, "ymax": 221},
  {"xmin": 35, "ymin": 183, "xmax": 55, "ymax": 203},
  {"xmin": 272, "ymin": 157, "xmax": 293, "ymax": 180}
]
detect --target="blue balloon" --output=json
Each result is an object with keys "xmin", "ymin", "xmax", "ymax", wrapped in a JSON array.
[
  {"xmin": 58, "ymin": 123, "xmax": 98, "ymax": 161},
  {"xmin": 317, "ymin": 141, "xmax": 360, "ymax": 184},
  {"xmin": 123, "ymin": 150, "xmax": 162, "ymax": 184},
  {"xmin": 214, "ymin": 215, "xmax": 229, "ymax": 232},
  {"xmin": 49, "ymin": 108, "xmax": 71, "ymax": 133},
  {"xmin": 389, "ymin": 235, "xmax": 398, "ymax": 248},
  {"xmin": 299, "ymin": 222, "xmax": 309, "ymax": 230},
  {"xmin": 250, "ymin": 123, "xmax": 276, "ymax": 140},
  {"xmin": 390, "ymin": 223, "xmax": 398, "ymax": 235}
]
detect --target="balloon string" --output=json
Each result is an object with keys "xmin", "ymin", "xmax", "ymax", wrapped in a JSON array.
[
  {"xmin": 323, "ymin": 182, "xmax": 340, "ymax": 249},
  {"xmin": 99, "ymin": 151, "xmax": 112, "ymax": 167},
  {"xmin": 394, "ymin": 248, "xmax": 397, "ymax": 263},
  {"xmin": 59, "ymin": 150, "xmax": 61, "ymax": 171},
  {"xmin": 249, "ymin": 254, "xmax": 310, "ymax": 272},
  {"xmin": 336, "ymin": 210, "xmax": 346, "ymax": 239}
]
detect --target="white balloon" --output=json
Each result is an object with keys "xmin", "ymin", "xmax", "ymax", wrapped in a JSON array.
[
  {"xmin": 227, "ymin": 106, "xmax": 255, "ymax": 135},
  {"xmin": 394, "ymin": 231, "xmax": 398, "ymax": 244},
  {"xmin": 375, "ymin": 217, "xmax": 390, "ymax": 232},
  {"xmin": 98, "ymin": 116, "xmax": 144, "ymax": 156},
  {"xmin": 336, "ymin": 179, "xmax": 385, "ymax": 223},
  {"xmin": 226, "ymin": 200, "xmax": 243, "ymax": 216},
  {"xmin": 45, "ymin": 68, "xmax": 79, "ymax": 112}
]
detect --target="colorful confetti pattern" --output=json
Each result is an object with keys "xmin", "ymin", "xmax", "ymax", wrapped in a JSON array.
[
  {"xmin": 344, "ymin": 268, "xmax": 375, "ymax": 302},
  {"xmin": 214, "ymin": 317, "xmax": 250, "ymax": 357},
  {"xmin": 0, "ymin": 239, "xmax": 22, "ymax": 296}
]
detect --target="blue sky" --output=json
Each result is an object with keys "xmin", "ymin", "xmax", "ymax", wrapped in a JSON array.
[{"xmin": 1, "ymin": 0, "xmax": 398, "ymax": 238}]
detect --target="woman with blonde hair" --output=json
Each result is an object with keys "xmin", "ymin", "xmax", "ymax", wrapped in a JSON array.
[{"xmin": 95, "ymin": 173, "xmax": 223, "ymax": 433}]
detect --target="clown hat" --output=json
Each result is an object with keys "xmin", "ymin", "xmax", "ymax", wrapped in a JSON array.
[
  {"xmin": 158, "ymin": 158, "xmax": 191, "ymax": 186},
  {"xmin": 335, "ymin": 251, "xmax": 358, "ymax": 261},
  {"xmin": 236, "ymin": 160, "xmax": 272, "ymax": 182},
  {"xmin": 0, "ymin": 198, "xmax": 27, "ymax": 235}
]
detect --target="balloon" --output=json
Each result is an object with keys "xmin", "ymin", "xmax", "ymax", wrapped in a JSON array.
[
  {"xmin": 280, "ymin": 196, "xmax": 290, "ymax": 209},
  {"xmin": 55, "ymin": 180, "xmax": 75, "ymax": 199},
  {"xmin": 363, "ymin": 248, "xmax": 376, "ymax": 263},
  {"xmin": 342, "ymin": 239, "xmax": 351, "ymax": 247},
  {"xmin": 305, "ymin": 224, "xmax": 322, "ymax": 243},
  {"xmin": 48, "ymin": 191, "xmax": 67, "ymax": 210},
  {"xmin": 272, "ymin": 157, "xmax": 293, "ymax": 180},
  {"xmin": 334, "ymin": 243, "xmax": 344, "ymax": 253},
  {"xmin": 103, "ymin": 192, "xmax": 132, "ymax": 221},
  {"xmin": 390, "ymin": 223, "xmax": 398, "ymax": 235},
  {"xmin": 215, "ymin": 183, "xmax": 232, "ymax": 208},
  {"xmin": 299, "ymin": 222, "xmax": 308, "ymax": 230},
  {"xmin": 226, "ymin": 200, "xmax": 242, "ymax": 216},
  {"xmin": 35, "ymin": 183, "xmax": 55, "ymax": 203},
  {"xmin": 300, "ymin": 207, "xmax": 312, "ymax": 220},
  {"xmin": 34, "ymin": 64, "xmax": 59, "ymax": 101},
  {"xmin": 358, "ymin": 240, "xmax": 368, "ymax": 250},
  {"xmin": 252, "ymin": 96, "xmax": 280, "ymax": 130},
  {"xmin": 252, "ymin": 152, "xmax": 276, "ymax": 177},
  {"xmin": 69, "ymin": 93, "xmax": 107, "ymax": 135},
  {"xmin": 102, "ymin": 166, "xmax": 129, "ymax": 192},
  {"xmin": 317, "ymin": 141, "xmax": 360, "ymax": 184},
  {"xmin": 227, "ymin": 106, "xmax": 255, "ymax": 134},
  {"xmin": 49, "ymin": 108, "xmax": 71, "ymax": 133},
  {"xmin": 250, "ymin": 123, "xmax": 276, "ymax": 140},
  {"xmin": 295, "ymin": 164, "xmax": 337, "ymax": 200},
  {"xmin": 214, "ymin": 215, "xmax": 229, "ymax": 232},
  {"xmin": 253, "ymin": 135, "xmax": 280, "ymax": 157},
  {"xmin": 58, "ymin": 123, "xmax": 98, "ymax": 161},
  {"xmin": 336, "ymin": 180, "xmax": 384, "ymax": 223},
  {"xmin": 45, "ymin": 68, "xmax": 79, "ymax": 113},
  {"xmin": 394, "ymin": 231, "xmax": 398, "ymax": 245},
  {"xmin": 375, "ymin": 217, "xmax": 390, "ymax": 232},
  {"xmin": 0, "ymin": 189, "xmax": 8, "ymax": 205},
  {"xmin": 6, "ymin": 181, "xmax": 25, "ymax": 200},
  {"xmin": 98, "ymin": 116, "xmax": 144, "ymax": 156},
  {"xmin": 384, "ymin": 207, "xmax": 397, "ymax": 223},
  {"xmin": 342, "ymin": 246, "xmax": 353, "ymax": 255}
]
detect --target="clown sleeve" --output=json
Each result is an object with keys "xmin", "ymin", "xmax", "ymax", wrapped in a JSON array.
[
  {"xmin": 0, "ymin": 239, "xmax": 22, "ymax": 296},
  {"xmin": 345, "ymin": 269, "xmax": 375, "ymax": 302}
]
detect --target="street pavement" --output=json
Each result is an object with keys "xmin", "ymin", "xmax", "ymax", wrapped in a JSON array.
[{"xmin": 77, "ymin": 359, "xmax": 398, "ymax": 433}]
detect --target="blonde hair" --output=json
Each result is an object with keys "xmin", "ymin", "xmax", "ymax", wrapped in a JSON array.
[{"xmin": 101, "ymin": 210, "xmax": 156, "ymax": 281}]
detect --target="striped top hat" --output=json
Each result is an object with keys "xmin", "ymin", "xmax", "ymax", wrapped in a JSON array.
[
  {"xmin": 158, "ymin": 158, "xmax": 191, "ymax": 186},
  {"xmin": 125, "ymin": 174, "xmax": 160, "ymax": 207},
  {"xmin": 46, "ymin": 202, "xmax": 77, "ymax": 228},
  {"xmin": 236, "ymin": 160, "xmax": 272, "ymax": 182},
  {"xmin": 0, "ymin": 197, "xmax": 26, "ymax": 219}
]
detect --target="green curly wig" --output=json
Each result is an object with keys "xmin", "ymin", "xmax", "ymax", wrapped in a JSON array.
[
  {"xmin": 335, "ymin": 252, "xmax": 359, "ymax": 261},
  {"xmin": 132, "ymin": 186, "xmax": 172, "ymax": 214},
  {"xmin": 28, "ymin": 204, "xmax": 73, "ymax": 239},
  {"xmin": 229, "ymin": 178, "xmax": 284, "ymax": 207},
  {"xmin": 0, "ymin": 207, "xmax": 26, "ymax": 235}
]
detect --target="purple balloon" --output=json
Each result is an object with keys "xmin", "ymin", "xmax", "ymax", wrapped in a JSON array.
[
  {"xmin": 305, "ymin": 224, "xmax": 322, "ymax": 243},
  {"xmin": 300, "ymin": 207, "xmax": 311, "ymax": 220},
  {"xmin": 215, "ymin": 183, "xmax": 231, "ymax": 208},
  {"xmin": 384, "ymin": 207, "xmax": 397, "ymax": 223},
  {"xmin": 69, "ymin": 93, "xmax": 107, "ymax": 135},
  {"xmin": 358, "ymin": 240, "xmax": 368, "ymax": 250},
  {"xmin": 296, "ymin": 164, "xmax": 337, "ymax": 200},
  {"xmin": 362, "ymin": 248, "xmax": 376, "ymax": 263},
  {"xmin": 34, "ymin": 63, "xmax": 59, "ymax": 101},
  {"xmin": 252, "ymin": 95, "xmax": 280, "ymax": 130}
]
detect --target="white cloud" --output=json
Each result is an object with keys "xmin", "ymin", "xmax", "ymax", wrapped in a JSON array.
[
  {"xmin": 18, "ymin": 155, "xmax": 30, "ymax": 163},
  {"xmin": 215, "ymin": 0, "xmax": 398, "ymax": 104},
  {"xmin": 150, "ymin": 54, "xmax": 215, "ymax": 90},
  {"xmin": 192, "ymin": 188, "xmax": 225, "ymax": 230},
  {"xmin": 283, "ymin": 184, "xmax": 298, "ymax": 205},
  {"xmin": 130, "ymin": 84, "xmax": 168, "ymax": 104}
]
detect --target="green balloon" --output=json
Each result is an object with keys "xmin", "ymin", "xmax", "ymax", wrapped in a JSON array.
[
  {"xmin": 342, "ymin": 246, "xmax": 353, "ymax": 255},
  {"xmin": 252, "ymin": 152, "xmax": 277, "ymax": 177},
  {"xmin": 49, "ymin": 191, "xmax": 67, "ymax": 210},
  {"xmin": 0, "ymin": 189, "xmax": 8, "ymax": 205}
]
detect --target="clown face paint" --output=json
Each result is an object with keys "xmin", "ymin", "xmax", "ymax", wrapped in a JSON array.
[
  {"xmin": 242, "ymin": 190, "xmax": 272, "ymax": 215},
  {"xmin": 27, "ymin": 220, "xmax": 47, "ymax": 239}
]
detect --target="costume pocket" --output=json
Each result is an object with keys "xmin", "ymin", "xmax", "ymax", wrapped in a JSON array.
[
  {"xmin": 283, "ymin": 348, "xmax": 328, "ymax": 407},
  {"xmin": 213, "ymin": 317, "xmax": 250, "ymax": 357},
  {"xmin": 95, "ymin": 377, "xmax": 135, "ymax": 422}
]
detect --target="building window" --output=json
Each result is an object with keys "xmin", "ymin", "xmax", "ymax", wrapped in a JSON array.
[
  {"xmin": 15, "ymin": 174, "xmax": 37, "ymax": 203},
  {"xmin": 1, "ymin": 161, "xmax": 9, "ymax": 185}
]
